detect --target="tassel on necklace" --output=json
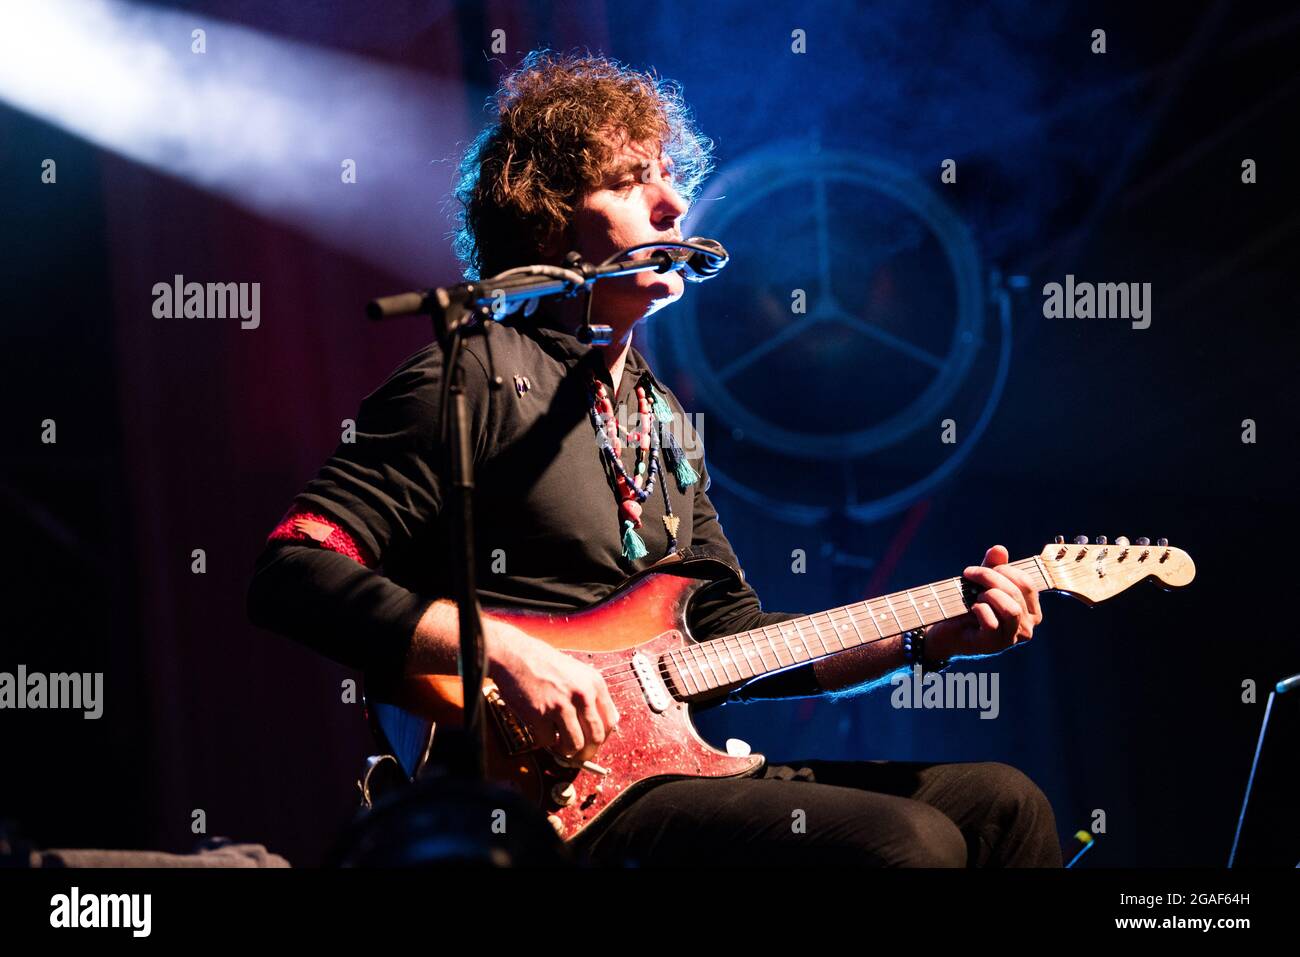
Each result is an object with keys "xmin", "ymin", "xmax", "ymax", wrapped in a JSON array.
[
  {"xmin": 649, "ymin": 385, "xmax": 674, "ymax": 424},
  {"xmin": 621, "ymin": 519, "xmax": 648, "ymax": 560},
  {"xmin": 660, "ymin": 426, "xmax": 698, "ymax": 489}
]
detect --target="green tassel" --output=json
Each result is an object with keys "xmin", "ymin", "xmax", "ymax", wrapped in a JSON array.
[
  {"xmin": 650, "ymin": 387, "xmax": 674, "ymax": 424},
  {"xmin": 661, "ymin": 428, "xmax": 698, "ymax": 488},
  {"xmin": 673, "ymin": 454, "xmax": 698, "ymax": 488},
  {"xmin": 622, "ymin": 520, "xmax": 648, "ymax": 560}
]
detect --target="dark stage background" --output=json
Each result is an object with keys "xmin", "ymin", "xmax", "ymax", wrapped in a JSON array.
[{"xmin": 2, "ymin": 0, "xmax": 1297, "ymax": 867}]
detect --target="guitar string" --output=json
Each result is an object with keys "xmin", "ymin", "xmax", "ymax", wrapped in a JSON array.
[
  {"xmin": 540, "ymin": 595, "xmax": 1048, "ymax": 744},
  {"xmin": 480, "ymin": 552, "xmax": 1162, "ymax": 720},
  {"xmin": 604, "ymin": 610, "xmax": 1008, "ymax": 695},
  {"xmin": 591, "ymin": 559, "xmax": 1057, "ymax": 692},
  {"xmin": 594, "ymin": 549, "xmax": 1164, "ymax": 695},
  {"xmin": 596, "ymin": 558, "xmax": 1043, "ymax": 679}
]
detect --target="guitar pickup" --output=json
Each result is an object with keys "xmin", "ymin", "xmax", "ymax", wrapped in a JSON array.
[{"xmin": 632, "ymin": 652, "xmax": 672, "ymax": 713}]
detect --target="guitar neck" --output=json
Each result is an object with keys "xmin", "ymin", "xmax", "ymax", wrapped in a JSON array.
[{"xmin": 667, "ymin": 556, "xmax": 1055, "ymax": 698}]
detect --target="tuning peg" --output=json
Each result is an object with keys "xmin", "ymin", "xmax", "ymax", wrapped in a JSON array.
[
  {"xmin": 1095, "ymin": 535, "xmax": 1108, "ymax": 545},
  {"xmin": 1156, "ymin": 537, "xmax": 1168, "ymax": 547},
  {"xmin": 1114, "ymin": 536, "xmax": 1130, "ymax": 546},
  {"xmin": 1136, "ymin": 537, "xmax": 1150, "ymax": 546},
  {"xmin": 1073, "ymin": 535, "xmax": 1088, "ymax": 545},
  {"xmin": 1053, "ymin": 535, "xmax": 1065, "ymax": 544}
]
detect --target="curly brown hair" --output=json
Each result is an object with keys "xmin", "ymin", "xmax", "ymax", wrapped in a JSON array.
[{"xmin": 451, "ymin": 50, "xmax": 714, "ymax": 281}]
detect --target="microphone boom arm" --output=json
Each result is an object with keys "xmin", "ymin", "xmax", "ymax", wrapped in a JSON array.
[{"xmin": 365, "ymin": 238, "xmax": 728, "ymax": 325}]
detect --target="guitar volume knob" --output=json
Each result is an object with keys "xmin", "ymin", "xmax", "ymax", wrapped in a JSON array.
[{"xmin": 550, "ymin": 782, "xmax": 577, "ymax": 807}]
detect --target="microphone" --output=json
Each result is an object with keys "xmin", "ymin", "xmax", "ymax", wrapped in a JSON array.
[
  {"xmin": 667, "ymin": 237, "xmax": 729, "ymax": 282},
  {"xmin": 576, "ymin": 238, "xmax": 728, "ymax": 345}
]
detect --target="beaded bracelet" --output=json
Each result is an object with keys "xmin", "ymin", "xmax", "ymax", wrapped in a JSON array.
[{"xmin": 901, "ymin": 628, "xmax": 950, "ymax": 674}]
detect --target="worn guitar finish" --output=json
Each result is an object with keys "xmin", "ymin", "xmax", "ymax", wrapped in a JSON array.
[
  {"xmin": 375, "ymin": 553, "xmax": 756, "ymax": 843},
  {"xmin": 372, "ymin": 540, "xmax": 1195, "ymax": 842}
]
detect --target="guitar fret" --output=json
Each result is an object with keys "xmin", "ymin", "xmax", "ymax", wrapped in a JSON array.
[
  {"xmin": 1032, "ymin": 556, "xmax": 1053, "ymax": 590},
  {"xmin": 883, "ymin": 594, "xmax": 904, "ymax": 633},
  {"xmin": 759, "ymin": 624, "xmax": 774, "ymax": 670},
  {"xmin": 804, "ymin": 615, "xmax": 824, "ymax": 656},
  {"xmin": 926, "ymin": 583, "xmax": 945, "ymax": 623},
  {"xmin": 824, "ymin": 611, "xmax": 848, "ymax": 651},
  {"xmin": 675, "ymin": 649, "xmax": 700, "ymax": 696},
  {"xmin": 729, "ymin": 634, "xmax": 759, "ymax": 679},
  {"xmin": 950, "ymin": 576, "xmax": 966, "ymax": 612},
  {"xmin": 665, "ymin": 650, "xmax": 682, "ymax": 693},
  {"xmin": 712, "ymin": 640, "xmax": 740, "ymax": 684},
  {"xmin": 904, "ymin": 589, "xmax": 925, "ymax": 628},
  {"xmin": 931, "ymin": 580, "xmax": 949, "ymax": 617},
  {"xmin": 828, "ymin": 612, "xmax": 846, "ymax": 650},
  {"xmin": 863, "ymin": 602, "xmax": 885, "ymax": 639},
  {"xmin": 805, "ymin": 616, "xmax": 824, "ymax": 656},
  {"xmin": 696, "ymin": 646, "xmax": 719, "ymax": 690},
  {"xmin": 733, "ymin": 631, "xmax": 759, "ymax": 676},
  {"xmin": 776, "ymin": 622, "xmax": 800, "ymax": 664},
  {"xmin": 789, "ymin": 619, "xmax": 811, "ymax": 662},
  {"xmin": 807, "ymin": 615, "xmax": 832, "ymax": 656},
  {"xmin": 826, "ymin": 610, "xmax": 849, "ymax": 648},
  {"xmin": 761, "ymin": 626, "xmax": 786, "ymax": 669},
  {"xmin": 685, "ymin": 649, "xmax": 705, "ymax": 695},
  {"xmin": 846, "ymin": 606, "xmax": 867, "ymax": 646},
  {"xmin": 716, "ymin": 635, "xmax": 744, "ymax": 682}
]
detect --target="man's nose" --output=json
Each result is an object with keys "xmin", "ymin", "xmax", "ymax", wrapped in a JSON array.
[{"xmin": 654, "ymin": 181, "xmax": 689, "ymax": 228}]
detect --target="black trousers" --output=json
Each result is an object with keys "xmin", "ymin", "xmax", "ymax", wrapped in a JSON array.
[{"xmin": 574, "ymin": 759, "xmax": 1063, "ymax": 867}]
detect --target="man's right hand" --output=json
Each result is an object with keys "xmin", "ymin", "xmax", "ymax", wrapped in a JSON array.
[{"xmin": 486, "ymin": 622, "xmax": 620, "ymax": 766}]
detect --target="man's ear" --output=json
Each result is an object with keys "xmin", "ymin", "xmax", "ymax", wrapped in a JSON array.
[
  {"xmin": 541, "ymin": 219, "xmax": 578, "ymax": 262},
  {"xmin": 538, "ymin": 228, "xmax": 559, "ymax": 260}
]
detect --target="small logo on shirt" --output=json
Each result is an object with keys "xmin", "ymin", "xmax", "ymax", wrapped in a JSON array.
[{"xmin": 513, "ymin": 374, "xmax": 532, "ymax": 397}]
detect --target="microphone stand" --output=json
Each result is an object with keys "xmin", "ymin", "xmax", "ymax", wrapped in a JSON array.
[
  {"xmin": 434, "ymin": 287, "xmax": 491, "ymax": 781},
  {"xmin": 365, "ymin": 240, "xmax": 724, "ymax": 783}
]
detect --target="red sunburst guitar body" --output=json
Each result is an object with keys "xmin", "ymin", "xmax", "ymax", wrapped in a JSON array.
[{"xmin": 369, "ymin": 553, "xmax": 759, "ymax": 843}]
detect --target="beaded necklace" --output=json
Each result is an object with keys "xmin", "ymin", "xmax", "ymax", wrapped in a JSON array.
[{"xmin": 588, "ymin": 373, "xmax": 699, "ymax": 561}]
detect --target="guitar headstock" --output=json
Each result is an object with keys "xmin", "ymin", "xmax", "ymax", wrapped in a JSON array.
[{"xmin": 1038, "ymin": 536, "xmax": 1195, "ymax": 605}]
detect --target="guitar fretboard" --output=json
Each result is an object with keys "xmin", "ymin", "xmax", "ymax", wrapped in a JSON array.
[{"xmin": 662, "ymin": 557, "xmax": 1052, "ymax": 698}]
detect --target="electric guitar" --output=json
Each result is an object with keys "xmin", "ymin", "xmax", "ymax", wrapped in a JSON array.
[{"xmin": 369, "ymin": 537, "xmax": 1194, "ymax": 842}]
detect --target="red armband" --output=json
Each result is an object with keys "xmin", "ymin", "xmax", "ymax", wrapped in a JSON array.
[{"xmin": 267, "ymin": 509, "xmax": 376, "ymax": 568}]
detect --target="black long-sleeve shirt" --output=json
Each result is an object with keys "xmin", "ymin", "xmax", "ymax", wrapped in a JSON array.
[{"xmin": 247, "ymin": 317, "xmax": 818, "ymax": 699}]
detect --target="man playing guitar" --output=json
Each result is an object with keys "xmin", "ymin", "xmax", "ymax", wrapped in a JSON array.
[{"xmin": 248, "ymin": 50, "xmax": 1063, "ymax": 867}]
